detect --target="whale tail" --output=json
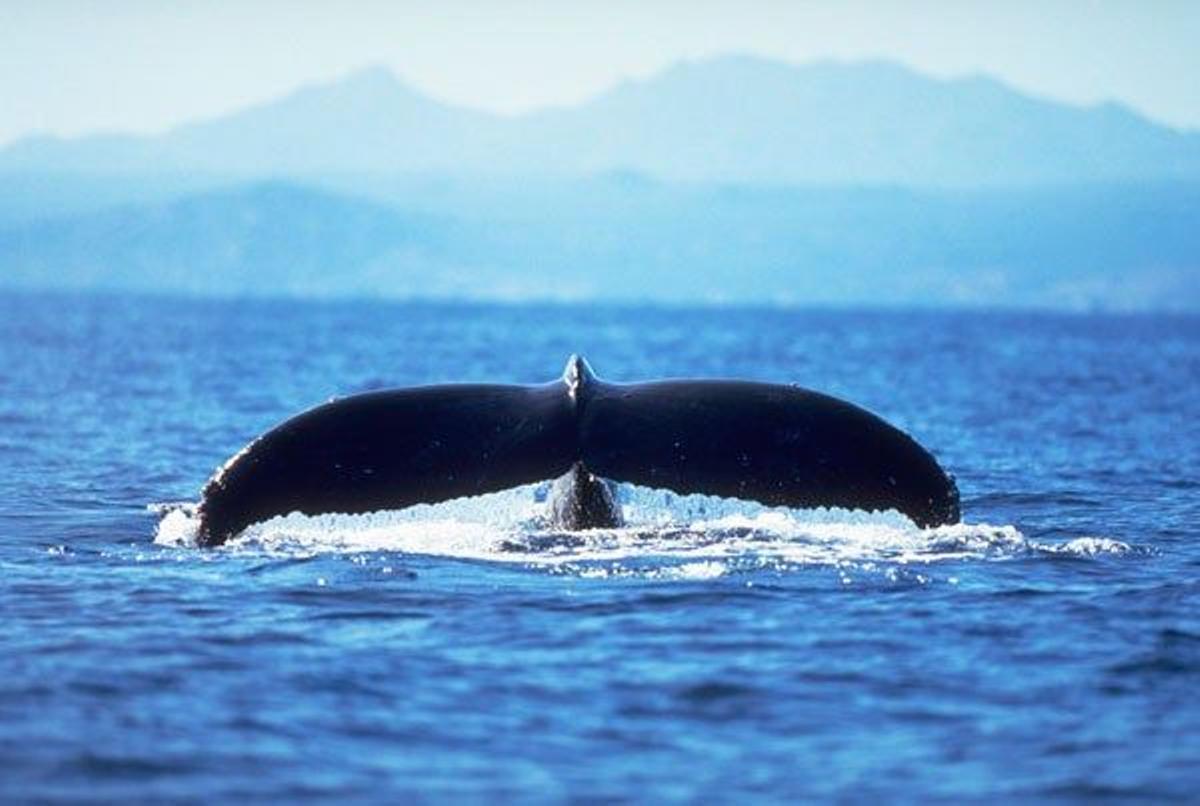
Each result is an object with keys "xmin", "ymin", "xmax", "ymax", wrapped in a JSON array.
[{"xmin": 197, "ymin": 356, "xmax": 959, "ymax": 546}]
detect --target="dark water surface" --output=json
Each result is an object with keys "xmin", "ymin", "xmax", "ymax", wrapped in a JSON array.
[{"xmin": 1, "ymin": 291, "xmax": 1197, "ymax": 801}]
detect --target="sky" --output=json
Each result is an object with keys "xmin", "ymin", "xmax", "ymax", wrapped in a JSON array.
[{"xmin": 2, "ymin": 0, "xmax": 1199, "ymax": 147}]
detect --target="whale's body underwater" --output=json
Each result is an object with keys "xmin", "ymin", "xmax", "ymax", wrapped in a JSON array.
[{"xmin": 196, "ymin": 356, "xmax": 960, "ymax": 546}]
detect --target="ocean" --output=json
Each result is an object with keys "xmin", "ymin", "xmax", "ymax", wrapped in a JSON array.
[{"xmin": 1, "ymin": 291, "xmax": 1197, "ymax": 801}]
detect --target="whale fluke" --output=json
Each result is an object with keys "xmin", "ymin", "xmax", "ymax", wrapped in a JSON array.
[
  {"xmin": 579, "ymin": 377, "xmax": 960, "ymax": 528},
  {"xmin": 195, "ymin": 356, "xmax": 959, "ymax": 546}
]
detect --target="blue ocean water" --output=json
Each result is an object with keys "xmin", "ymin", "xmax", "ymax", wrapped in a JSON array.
[{"xmin": 1, "ymin": 290, "xmax": 1197, "ymax": 801}]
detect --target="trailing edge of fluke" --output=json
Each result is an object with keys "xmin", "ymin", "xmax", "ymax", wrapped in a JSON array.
[{"xmin": 195, "ymin": 356, "xmax": 960, "ymax": 546}]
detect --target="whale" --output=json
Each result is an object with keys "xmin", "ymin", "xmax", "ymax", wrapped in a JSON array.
[{"xmin": 195, "ymin": 355, "xmax": 960, "ymax": 546}]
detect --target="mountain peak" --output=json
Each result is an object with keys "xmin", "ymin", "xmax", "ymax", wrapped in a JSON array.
[
  {"xmin": 279, "ymin": 64, "xmax": 421, "ymax": 107},
  {"xmin": 648, "ymin": 54, "xmax": 931, "ymax": 87},
  {"xmin": 335, "ymin": 65, "xmax": 406, "ymax": 94}
]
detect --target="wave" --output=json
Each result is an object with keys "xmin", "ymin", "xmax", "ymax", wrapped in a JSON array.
[{"xmin": 150, "ymin": 483, "xmax": 1132, "ymax": 579}]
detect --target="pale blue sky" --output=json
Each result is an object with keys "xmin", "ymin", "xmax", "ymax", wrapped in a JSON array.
[{"xmin": 2, "ymin": 0, "xmax": 1198, "ymax": 146}]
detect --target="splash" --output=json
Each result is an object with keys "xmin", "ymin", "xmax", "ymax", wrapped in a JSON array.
[{"xmin": 151, "ymin": 483, "xmax": 1131, "ymax": 576}]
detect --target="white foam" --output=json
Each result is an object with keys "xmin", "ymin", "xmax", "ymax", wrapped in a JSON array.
[
  {"xmin": 1044, "ymin": 536, "xmax": 1133, "ymax": 556},
  {"xmin": 151, "ymin": 503, "xmax": 200, "ymax": 547},
  {"xmin": 151, "ymin": 482, "xmax": 1131, "ymax": 573}
]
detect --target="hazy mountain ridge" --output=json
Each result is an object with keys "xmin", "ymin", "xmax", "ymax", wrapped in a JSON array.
[
  {"xmin": 3, "ymin": 55, "xmax": 1197, "ymax": 309},
  {"xmin": 4, "ymin": 56, "xmax": 1199, "ymax": 186},
  {"xmin": 0, "ymin": 182, "xmax": 453, "ymax": 297},
  {"xmin": 4, "ymin": 178, "xmax": 1196, "ymax": 309}
]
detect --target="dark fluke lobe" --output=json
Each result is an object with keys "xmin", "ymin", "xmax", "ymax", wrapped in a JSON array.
[{"xmin": 196, "ymin": 356, "xmax": 959, "ymax": 546}]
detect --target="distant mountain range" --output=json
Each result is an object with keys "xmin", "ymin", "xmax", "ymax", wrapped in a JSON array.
[
  {"xmin": 2, "ymin": 56, "xmax": 1198, "ymax": 310},
  {"xmin": 0, "ymin": 183, "xmax": 446, "ymax": 297},
  {"xmin": 3, "ymin": 55, "xmax": 1199, "ymax": 187},
  {"xmin": 3, "ymin": 179, "xmax": 1196, "ymax": 309}
]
